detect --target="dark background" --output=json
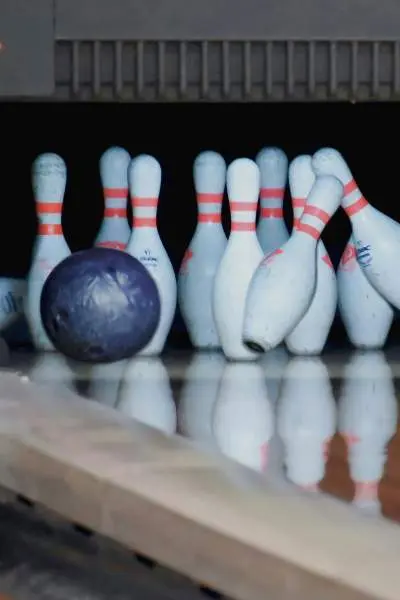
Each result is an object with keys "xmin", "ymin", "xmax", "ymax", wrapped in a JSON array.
[{"xmin": 1, "ymin": 102, "xmax": 398, "ymax": 347}]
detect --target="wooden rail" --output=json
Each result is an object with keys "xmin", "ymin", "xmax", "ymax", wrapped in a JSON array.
[{"xmin": 0, "ymin": 371, "xmax": 399, "ymax": 600}]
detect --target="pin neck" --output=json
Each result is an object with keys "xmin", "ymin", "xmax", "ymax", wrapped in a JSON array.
[
  {"xmin": 342, "ymin": 179, "xmax": 369, "ymax": 217},
  {"xmin": 259, "ymin": 187, "xmax": 285, "ymax": 219},
  {"xmin": 131, "ymin": 195, "xmax": 158, "ymax": 228},
  {"xmin": 296, "ymin": 204, "xmax": 330, "ymax": 240},
  {"xmin": 230, "ymin": 201, "xmax": 257, "ymax": 232},
  {"xmin": 196, "ymin": 192, "xmax": 223, "ymax": 224}
]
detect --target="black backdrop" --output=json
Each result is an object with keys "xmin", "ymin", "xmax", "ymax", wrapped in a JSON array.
[{"xmin": 1, "ymin": 102, "xmax": 398, "ymax": 347}]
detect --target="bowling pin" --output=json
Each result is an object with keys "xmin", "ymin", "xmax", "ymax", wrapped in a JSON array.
[
  {"xmin": 0, "ymin": 277, "xmax": 26, "ymax": 332},
  {"xmin": 116, "ymin": 357, "xmax": 177, "ymax": 435},
  {"xmin": 179, "ymin": 352, "xmax": 225, "ymax": 449},
  {"xmin": 311, "ymin": 148, "xmax": 394, "ymax": 348},
  {"xmin": 339, "ymin": 351, "xmax": 397, "ymax": 515},
  {"xmin": 243, "ymin": 175, "xmax": 343, "ymax": 353},
  {"xmin": 285, "ymin": 156, "xmax": 337, "ymax": 355},
  {"xmin": 256, "ymin": 147, "xmax": 289, "ymax": 254},
  {"xmin": 25, "ymin": 153, "xmax": 71, "ymax": 351},
  {"xmin": 94, "ymin": 146, "xmax": 131, "ymax": 250},
  {"xmin": 277, "ymin": 356, "xmax": 336, "ymax": 490},
  {"xmin": 213, "ymin": 362, "xmax": 274, "ymax": 473},
  {"xmin": 178, "ymin": 152, "xmax": 227, "ymax": 350},
  {"xmin": 213, "ymin": 158, "xmax": 263, "ymax": 361},
  {"xmin": 125, "ymin": 155, "xmax": 177, "ymax": 356}
]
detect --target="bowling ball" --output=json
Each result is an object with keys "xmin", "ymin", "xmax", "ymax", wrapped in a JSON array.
[{"xmin": 40, "ymin": 248, "xmax": 160, "ymax": 363}]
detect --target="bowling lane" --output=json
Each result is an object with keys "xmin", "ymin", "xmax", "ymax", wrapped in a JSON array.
[{"xmin": 7, "ymin": 346, "xmax": 400, "ymax": 523}]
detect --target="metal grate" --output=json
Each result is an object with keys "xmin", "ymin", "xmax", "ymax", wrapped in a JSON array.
[{"xmin": 54, "ymin": 39, "xmax": 400, "ymax": 102}]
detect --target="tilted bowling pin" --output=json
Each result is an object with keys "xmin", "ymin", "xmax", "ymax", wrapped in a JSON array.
[
  {"xmin": 126, "ymin": 155, "xmax": 177, "ymax": 356},
  {"xmin": 116, "ymin": 357, "xmax": 177, "ymax": 435},
  {"xmin": 256, "ymin": 147, "xmax": 289, "ymax": 254},
  {"xmin": 94, "ymin": 146, "xmax": 131, "ymax": 250},
  {"xmin": 311, "ymin": 148, "xmax": 393, "ymax": 347},
  {"xmin": 213, "ymin": 362, "xmax": 274, "ymax": 473},
  {"xmin": 243, "ymin": 175, "xmax": 343, "ymax": 353},
  {"xmin": 25, "ymin": 153, "xmax": 71, "ymax": 351},
  {"xmin": 277, "ymin": 356, "xmax": 336, "ymax": 490},
  {"xmin": 285, "ymin": 156, "xmax": 337, "ymax": 355},
  {"xmin": 213, "ymin": 158, "xmax": 263, "ymax": 361},
  {"xmin": 339, "ymin": 351, "xmax": 397, "ymax": 515},
  {"xmin": 178, "ymin": 151, "xmax": 227, "ymax": 349}
]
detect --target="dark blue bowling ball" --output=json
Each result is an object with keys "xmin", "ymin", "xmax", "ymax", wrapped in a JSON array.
[{"xmin": 40, "ymin": 248, "xmax": 160, "ymax": 363}]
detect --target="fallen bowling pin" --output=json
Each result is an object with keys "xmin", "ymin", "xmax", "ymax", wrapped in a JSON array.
[
  {"xmin": 243, "ymin": 175, "xmax": 343, "ymax": 353},
  {"xmin": 213, "ymin": 158, "xmax": 263, "ymax": 361},
  {"xmin": 285, "ymin": 156, "xmax": 337, "ymax": 355},
  {"xmin": 312, "ymin": 148, "xmax": 400, "ymax": 311}
]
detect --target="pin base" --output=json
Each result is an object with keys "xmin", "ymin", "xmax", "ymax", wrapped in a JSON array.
[{"xmin": 243, "ymin": 339, "xmax": 265, "ymax": 353}]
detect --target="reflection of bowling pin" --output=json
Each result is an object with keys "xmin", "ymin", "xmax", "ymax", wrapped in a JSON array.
[
  {"xmin": 179, "ymin": 352, "xmax": 225, "ymax": 448},
  {"xmin": 339, "ymin": 351, "xmax": 397, "ymax": 515},
  {"xmin": 261, "ymin": 346, "xmax": 289, "ymax": 480},
  {"xmin": 25, "ymin": 154, "xmax": 71, "ymax": 351},
  {"xmin": 95, "ymin": 146, "xmax": 131, "ymax": 250},
  {"xmin": 27, "ymin": 352, "xmax": 77, "ymax": 395},
  {"xmin": 213, "ymin": 362, "xmax": 274, "ymax": 472},
  {"xmin": 256, "ymin": 147, "xmax": 289, "ymax": 254},
  {"xmin": 126, "ymin": 155, "xmax": 177, "ymax": 356},
  {"xmin": 116, "ymin": 358, "xmax": 177, "ymax": 435},
  {"xmin": 312, "ymin": 148, "xmax": 393, "ymax": 349},
  {"xmin": 277, "ymin": 357, "xmax": 336, "ymax": 490},
  {"xmin": 213, "ymin": 158, "xmax": 263, "ymax": 361},
  {"xmin": 285, "ymin": 156, "xmax": 337, "ymax": 355},
  {"xmin": 243, "ymin": 176, "xmax": 343, "ymax": 353},
  {"xmin": 178, "ymin": 151, "xmax": 227, "ymax": 349},
  {"xmin": 86, "ymin": 360, "xmax": 127, "ymax": 408}
]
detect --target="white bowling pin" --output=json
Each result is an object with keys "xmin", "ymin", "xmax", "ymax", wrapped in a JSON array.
[
  {"xmin": 0, "ymin": 277, "xmax": 26, "ymax": 332},
  {"xmin": 311, "ymin": 148, "xmax": 394, "ymax": 348},
  {"xmin": 285, "ymin": 156, "xmax": 337, "ymax": 355},
  {"xmin": 94, "ymin": 146, "xmax": 131, "ymax": 250},
  {"xmin": 213, "ymin": 362, "xmax": 274, "ymax": 473},
  {"xmin": 126, "ymin": 155, "xmax": 177, "ymax": 356},
  {"xmin": 213, "ymin": 158, "xmax": 263, "ymax": 361},
  {"xmin": 178, "ymin": 151, "xmax": 227, "ymax": 349},
  {"xmin": 277, "ymin": 356, "xmax": 336, "ymax": 490},
  {"xmin": 179, "ymin": 352, "xmax": 225, "ymax": 449},
  {"xmin": 243, "ymin": 175, "xmax": 343, "ymax": 353},
  {"xmin": 313, "ymin": 148, "xmax": 400, "ymax": 307},
  {"xmin": 116, "ymin": 357, "xmax": 177, "ymax": 435},
  {"xmin": 256, "ymin": 147, "xmax": 289, "ymax": 254},
  {"xmin": 339, "ymin": 351, "xmax": 397, "ymax": 515},
  {"xmin": 25, "ymin": 153, "xmax": 71, "ymax": 351}
]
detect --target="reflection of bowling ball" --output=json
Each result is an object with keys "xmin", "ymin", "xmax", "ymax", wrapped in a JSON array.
[{"xmin": 40, "ymin": 248, "xmax": 160, "ymax": 363}]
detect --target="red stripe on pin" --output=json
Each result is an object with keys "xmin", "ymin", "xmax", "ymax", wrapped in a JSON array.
[
  {"xmin": 104, "ymin": 187, "xmax": 128, "ymax": 198},
  {"xmin": 97, "ymin": 241, "xmax": 126, "ymax": 250},
  {"xmin": 345, "ymin": 196, "xmax": 368, "ymax": 217},
  {"xmin": 198, "ymin": 214, "xmax": 221, "ymax": 223},
  {"xmin": 104, "ymin": 207, "xmax": 126, "ymax": 217},
  {"xmin": 37, "ymin": 202, "xmax": 62, "ymax": 214},
  {"xmin": 296, "ymin": 222, "xmax": 320, "ymax": 239},
  {"xmin": 231, "ymin": 222, "xmax": 256, "ymax": 231},
  {"xmin": 133, "ymin": 217, "xmax": 156, "ymax": 227},
  {"xmin": 132, "ymin": 197, "xmax": 158, "ymax": 207},
  {"xmin": 197, "ymin": 193, "xmax": 223, "ymax": 203},
  {"xmin": 260, "ymin": 208, "xmax": 283, "ymax": 218},
  {"xmin": 292, "ymin": 197, "xmax": 306, "ymax": 208},
  {"xmin": 260, "ymin": 187, "xmax": 284, "ymax": 199},
  {"xmin": 344, "ymin": 179, "xmax": 357, "ymax": 196},
  {"xmin": 39, "ymin": 223, "xmax": 62, "ymax": 235},
  {"xmin": 230, "ymin": 202, "xmax": 258, "ymax": 211},
  {"xmin": 303, "ymin": 205, "xmax": 330, "ymax": 223}
]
